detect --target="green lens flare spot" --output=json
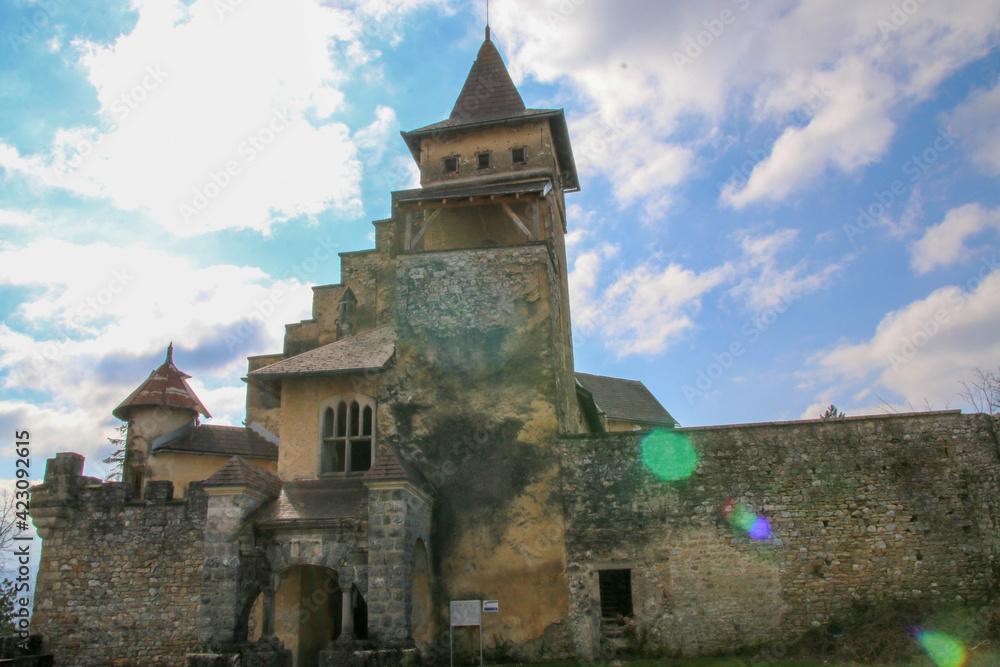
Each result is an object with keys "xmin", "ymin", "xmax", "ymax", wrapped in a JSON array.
[
  {"xmin": 641, "ymin": 430, "xmax": 698, "ymax": 481},
  {"xmin": 918, "ymin": 631, "xmax": 967, "ymax": 667}
]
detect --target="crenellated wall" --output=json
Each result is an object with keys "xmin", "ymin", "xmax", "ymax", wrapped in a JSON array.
[
  {"xmin": 559, "ymin": 410, "xmax": 1000, "ymax": 658},
  {"xmin": 30, "ymin": 454, "xmax": 207, "ymax": 666}
]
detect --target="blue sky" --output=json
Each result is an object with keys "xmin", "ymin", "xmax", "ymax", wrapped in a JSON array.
[{"xmin": 1, "ymin": 0, "xmax": 1000, "ymax": 485}]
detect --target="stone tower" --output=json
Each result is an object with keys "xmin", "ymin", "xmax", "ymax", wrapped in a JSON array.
[{"xmin": 386, "ymin": 26, "xmax": 582, "ymax": 650}]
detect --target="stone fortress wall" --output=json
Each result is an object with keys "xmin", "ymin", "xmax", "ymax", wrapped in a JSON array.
[
  {"xmin": 29, "ymin": 409, "xmax": 1000, "ymax": 664},
  {"xmin": 30, "ymin": 453, "xmax": 207, "ymax": 666},
  {"xmin": 559, "ymin": 410, "xmax": 1000, "ymax": 658}
]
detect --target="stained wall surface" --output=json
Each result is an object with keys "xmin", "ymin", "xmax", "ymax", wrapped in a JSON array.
[{"xmin": 559, "ymin": 411, "xmax": 1000, "ymax": 658}]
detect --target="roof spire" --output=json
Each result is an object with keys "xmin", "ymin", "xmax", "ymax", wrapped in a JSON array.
[
  {"xmin": 486, "ymin": 0, "xmax": 490, "ymax": 41},
  {"xmin": 166, "ymin": 342, "xmax": 173, "ymax": 364}
]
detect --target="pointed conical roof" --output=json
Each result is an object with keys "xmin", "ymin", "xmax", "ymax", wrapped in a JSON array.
[
  {"xmin": 339, "ymin": 286, "xmax": 357, "ymax": 304},
  {"xmin": 400, "ymin": 33, "xmax": 580, "ymax": 192},
  {"xmin": 449, "ymin": 35, "xmax": 526, "ymax": 123},
  {"xmin": 112, "ymin": 345, "xmax": 211, "ymax": 421}
]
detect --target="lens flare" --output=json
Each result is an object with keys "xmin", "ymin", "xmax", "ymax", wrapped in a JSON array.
[
  {"xmin": 641, "ymin": 430, "xmax": 698, "ymax": 481},
  {"xmin": 917, "ymin": 631, "xmax": 967, "ymax": 667},
  {"xmin": 719, "ymin": 497, "xmax": 773, "ymax": 540}
]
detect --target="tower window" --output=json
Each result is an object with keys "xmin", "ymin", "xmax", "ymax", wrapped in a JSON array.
[
  {"xmin": 511, "ymin": 147, "xmax": 527, "ymax": 164},
  {"xmin": 443, "ymin": 156, "xmax": 459, "ymax": 174},
  {"xmin": 321, "ymin": 397, "xmax": 375, "ymax": 474},
  {"xmin": 476, "ymin": 151, "xmax": 492, "ymax": 169}
]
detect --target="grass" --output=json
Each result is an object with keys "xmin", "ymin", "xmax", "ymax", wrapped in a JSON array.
[{"xmin": 492, "ymin": 654, "xmax": 1000, "ymax": 667}]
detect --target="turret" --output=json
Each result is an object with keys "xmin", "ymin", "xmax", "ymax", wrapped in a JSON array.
[{"xmin": 112, "ymin": 343, "xmax": 210, "ymax": 496}]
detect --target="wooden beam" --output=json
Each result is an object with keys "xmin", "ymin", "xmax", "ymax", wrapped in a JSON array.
[
  {"xmin": 410, "ymin": 208, "xmax": 441, "ymax": 249},
  {"xmin": 404, "ymin": 210, "xmax": 413, "ymax": 251},
  {"xmin": 532, "ymin": 202, "xmax": 540, "ymax": 240},
  {"xmin": 501, "ymin": 202, "xmax": 532, "ymax": 238}
]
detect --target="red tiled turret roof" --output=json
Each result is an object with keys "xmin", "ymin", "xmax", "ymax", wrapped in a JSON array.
[{"xmin": 112, "ymin": 344, "xmax": 211, "ymax": 421}]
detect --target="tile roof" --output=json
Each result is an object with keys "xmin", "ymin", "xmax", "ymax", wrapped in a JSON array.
[
  {"xmin": 154, "ymin": 424, "xmax": 278, "ymax": 460},
  {"xmin": 450, "ymin": 36, "xmax": 525, "ymax": 123},
  {"xmin": 202, "ymin": 456, "xmax": 282, "ymax": 497},
  {"xmin": 253, "ymin": 478, "xmax": 368, "ymax": 523},
  {"xmin": 248, "ymin": 325, "xmax": 395, "ymax": 379},
  {"xmin": 575, "ymin": 372, "xmax": 678, "ymax": 427},
  {"xmin": 362, "ymin": 447, "xmax": 432, "ymax": 494},
  {"xmin": 113, "ymin": 344, "xmax": 211, "ymax": 421}
]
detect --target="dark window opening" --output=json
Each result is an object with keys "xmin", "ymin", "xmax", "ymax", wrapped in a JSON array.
[
  {"xmin": 321, "ymin": 398, "xmax": 374, "ymax": 474},
  {"xmin": 443, "ymin": 156, "xmax": 459, "ymax": 173},
  {"xmin": 511, "ymin": 146, "xmax": 527, "ymax": 164},
  {"xmin": 476, "ymin": 151, "xmax": 492, "ymax": 169},
  {"xmin": 598, "ymin": 569, "xmax": 633, "ymax": 618}
]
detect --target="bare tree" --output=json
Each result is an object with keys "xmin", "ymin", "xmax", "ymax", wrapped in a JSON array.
[
  {"xmin": 958, "ymin": 367, "xmax": 1000, "ymax": 415},
  {"xmin": 0, "ymin": 490, "xmax": 15, "ymax": 557},
  {"xmin": 101, "ymin": 422, "xmax": 129, "ymax": 482}
]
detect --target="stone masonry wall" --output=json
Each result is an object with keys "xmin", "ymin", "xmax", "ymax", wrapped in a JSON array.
[
  {"xmin": 364, "ymin": 485, "xmax": 432, "ymax": 647},
  {"xmin": 31, "ymin": 456, "xmax": 206, "ymax": 666},
  {"xmin": 559, "ymin": 411, "xmax": 1000, "ymax": 658}
]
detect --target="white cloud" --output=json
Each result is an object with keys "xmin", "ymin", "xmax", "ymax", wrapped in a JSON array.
[
  {"xmin": 0, "ymin": 236, "xmax": 318, "ymax": 459},
  {"xmin": 0, "ymin": 209, "xmax": 35, "ymax": 228},
  {"xmin": 910, "ymin": 203, "xmax": 1000, "ymax": 274},
  {"xmin": 728, "ymin": 229, "xmax": 843, "ymax": 311},
  {"xmin": 949, "ymin": 75, "xmax": 1000, "ymax": 175},
  {"xmin": 490, "ymin": 0, "xmax": 1000, "ymax": 212},
  {"xmin": 570, "ymin": 243, "xmax": 733, "ymax": 356},
  {"xmin": 0, "ymin": 0, "xmax": 449, "ymax": 236},
  {"xmin": 811, "ymin": 259, "xmax": 1000, "ymax": 412}
]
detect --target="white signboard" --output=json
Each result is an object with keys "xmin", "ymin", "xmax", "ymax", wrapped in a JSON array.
[
  {"xmin": 450, "ymin": 600, "xmax": 484, "ymax": 666},
  {"xmin": 450, "ymin": 600, "xmax": 482, "ymax": 627},
  {"xmin": 482, "ymin": 600, "xmax": 499, "ymax": 612}
]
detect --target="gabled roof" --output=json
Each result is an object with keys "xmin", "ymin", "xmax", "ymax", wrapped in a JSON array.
[
  {"xmin": 363, "ymin": 446, "xmax": 432, "ymax": 495},
  {"xmin": 113, "ymin": 344, "xmax": 211, "ymax": 421},
  {"xmin": 253, "ymin": 478, "xmax": 368, "ymax": 523},
  {"xmin": 248, "ymin": 325, "xmax": 395, "ymax": 379},
  {"xmin": 202, "ymin": 456, "xmax": 282, "ymax": 497},
  {"xmin": 153, "ymin": 424, "xmax": 278, "ymax": 460},
  {"xmin": 575, "ymin": 372, "xmax": 678, "ymax": 427},
  {"xmin": 450, "ymin": 35, "xmax": 526, "ymax": 123}
]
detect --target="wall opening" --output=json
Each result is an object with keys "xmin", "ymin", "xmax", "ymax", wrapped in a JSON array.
[{"xmin": 598, "ymin": 569, "xmax": 633, "ymax": 619}]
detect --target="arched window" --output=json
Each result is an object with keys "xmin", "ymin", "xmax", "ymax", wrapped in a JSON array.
[{"xmin": 320, "ymin": 396, "xmax": 375, "ymax": 474}]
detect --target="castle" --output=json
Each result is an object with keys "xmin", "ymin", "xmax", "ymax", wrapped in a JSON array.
[{"xmin": 29, "ymin": 29, "xmax": 1000, "ymax": 667}]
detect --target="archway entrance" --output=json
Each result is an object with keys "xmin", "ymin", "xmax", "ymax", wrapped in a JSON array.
[{"xmin": 274, "ymin": 565, "xmax": 341, "ymax": 667}]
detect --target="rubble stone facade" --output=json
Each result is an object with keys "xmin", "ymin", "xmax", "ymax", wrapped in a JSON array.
[{"xmin": 29, "ymin": 30, "xmax": 1000, "ymax": 667}]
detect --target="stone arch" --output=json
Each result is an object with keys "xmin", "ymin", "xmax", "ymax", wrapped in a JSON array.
[{"xmin": 273, "ymin": 564, "xmax": 342, "ymax": 667}]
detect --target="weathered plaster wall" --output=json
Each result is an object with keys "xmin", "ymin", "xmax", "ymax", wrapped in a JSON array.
[
  {"xmin": 559, "ymin": 411, "xmax": 1000, "ymax": 658},
  {"xmin": 277, "ymin": 374, "xmax": 386, "ymax": 481},
  {"xmin": 146, "ymin": 451, "xmax": 277, "ymax": 498},
  {"xmin": 247, "ymin": 353, "xmax": 283, "ymax": 436},
  {"xmin": 418, "ymin": 120, "xmax": 557, "ymax": 187},
  {"xmin": 390, "ymin": 244, "xmax": 572, "ymax": 656},
  {"xmin": 30, "ymin": 454, "xmax": 206, "ymax": 666}
]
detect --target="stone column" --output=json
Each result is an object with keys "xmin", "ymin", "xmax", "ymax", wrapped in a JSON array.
[
  {"xmin": 262, "ymin": 587, "xmax": 277, "ymax": 639},
  {"xmin": 340, "ymin": 588, "xmax": 354, "ymax": 640},
  {"xmin": 198, "ymin": 488, "xmax": 272, "ymax": 646},
  {"xmin": 362, "ymin": 481, "xmax": 432, "ymax": 647}
]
